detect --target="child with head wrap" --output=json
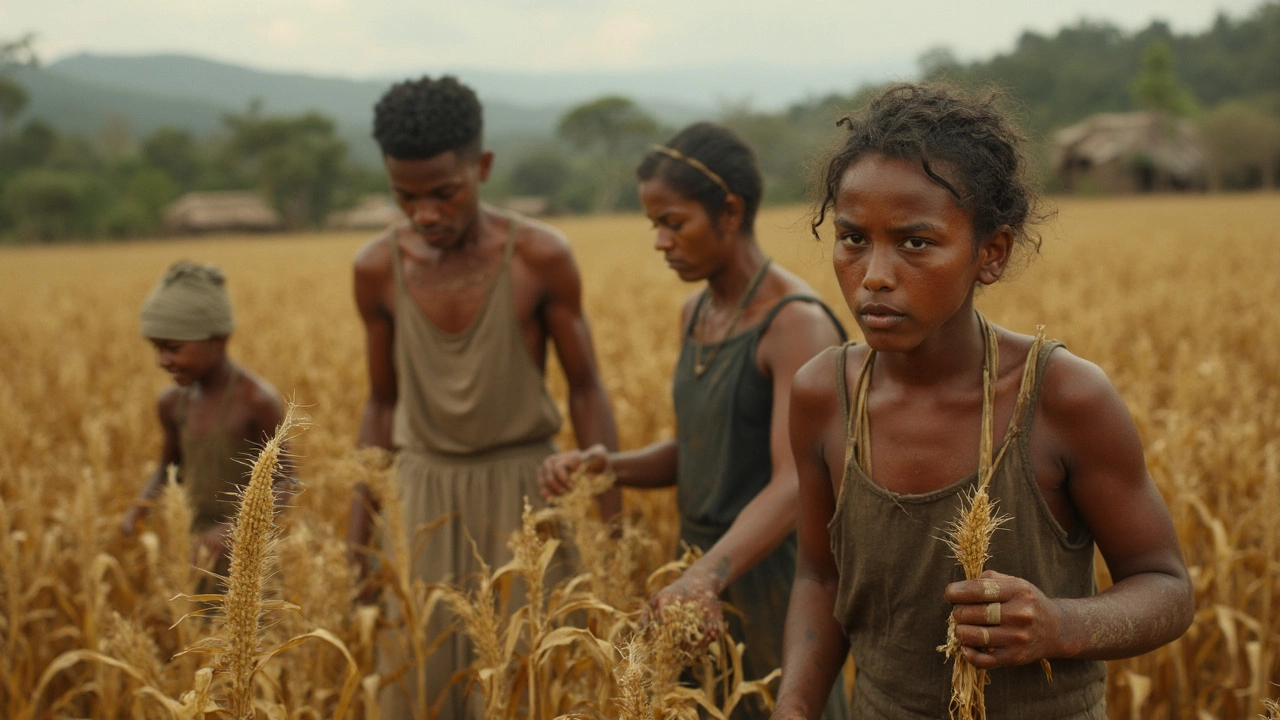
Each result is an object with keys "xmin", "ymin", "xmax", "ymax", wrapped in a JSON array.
[{"xmin": 121, "ymin": 260, "xmax": 294, "ymax": 571}]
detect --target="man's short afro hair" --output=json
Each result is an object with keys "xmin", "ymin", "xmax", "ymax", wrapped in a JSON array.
[{"xmin": 373, "ymin": 75, "xmax": 483, "ymax": 160}]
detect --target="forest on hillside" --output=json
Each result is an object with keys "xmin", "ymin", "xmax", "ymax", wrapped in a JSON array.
[{"xmin": 2, "ymin": 2, "xmax": 1279, "ymax": 242}]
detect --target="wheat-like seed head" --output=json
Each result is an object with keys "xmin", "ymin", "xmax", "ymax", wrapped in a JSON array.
[{"xmin": 220, "ymin": 403, "xmax": 307, "ymax": 719}]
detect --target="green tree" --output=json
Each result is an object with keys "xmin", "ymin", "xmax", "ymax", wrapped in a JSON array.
[
  {"xmin": 220, "ymin": 106, "xmax": 351, "ymax": 227},
  {"xmin": 556, "ymin": 96, "xmax": 659, "ymax": 211},
  {"xmin": 0, "ymin": 34, "xmax": 38, "ymax": 136},
  {"xmin": 2, "ymin": 169, "xmax": 91, "ymax": 241},
  {"xmin": 509, "ymin": 147, "xmax": 571, "ymax": 199},
  {"xmin": 1130, "ymin": 39, "xmax": 1199, "ymax": 116},
  {"xmin": 1201, "ymin": 102, "xmax": 1280, "ymax": 189},
  {"xmin": 140, "ymin": 127, "xmax": 202, "ymax": 189}
]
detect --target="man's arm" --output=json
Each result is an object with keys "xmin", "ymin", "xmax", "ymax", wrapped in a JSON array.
[
  {"xmin": 945, "ymin": 350, "xmax": 1194, "ymax": 667},
  {"xmin": 531, "ymin": 228, "xmax": 621, "ymax": 516},
  {"xmin": 347, "ymin": 239, "xmax": 398, "ymax": 562},
  {"xmin": 773, "ymin": 350, "xmax": 850, "ymax": 720}
]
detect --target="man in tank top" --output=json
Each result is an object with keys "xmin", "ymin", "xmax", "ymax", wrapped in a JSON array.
[{"xmin": 346, "ymin": 76, "xmax": 620, "ymax": 718}]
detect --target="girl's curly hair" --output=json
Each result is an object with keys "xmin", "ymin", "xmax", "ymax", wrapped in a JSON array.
[{"xmin": 812, "ymin": 83, "xmax": 1046, "ymax": 257}]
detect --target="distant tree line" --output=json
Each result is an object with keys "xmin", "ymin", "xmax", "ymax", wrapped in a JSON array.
[
  {"xmin": 495, "ymin": 2, "xmax": 1280, "ymax": 209},
  {"xmin": 5, "ymin": 2, "xmax": 1280, "ymax": 241},
  {"xmin": 0, "ymin": 40, "xmax": 380, "ymax": 242}
]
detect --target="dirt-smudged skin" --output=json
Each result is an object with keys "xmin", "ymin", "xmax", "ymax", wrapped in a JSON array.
[{"xmin": 0, "ymin": 194, "xmax": 1278, "ymax": 717}]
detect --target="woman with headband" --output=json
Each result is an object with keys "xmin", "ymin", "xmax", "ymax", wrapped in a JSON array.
[{"xmin": 539, "ymin": 122, "xmax": 849, "ymax": 719}]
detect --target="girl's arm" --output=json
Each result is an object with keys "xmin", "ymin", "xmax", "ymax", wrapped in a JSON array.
[
  {"xmin": 772, "ymin": 350, "xmax": 850, "ymax": 720},
  {"xmin": 660, "ymin": 302, "xmax": 843, "ymax": 600},
  {"xmin": 945, "ymin": 350, "xmax": 1194, "ymax": 666}
]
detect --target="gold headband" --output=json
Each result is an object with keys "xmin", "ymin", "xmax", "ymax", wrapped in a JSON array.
[{"xmin": 649, "ymin": 145, "xmax": 731, "ymax": 195}]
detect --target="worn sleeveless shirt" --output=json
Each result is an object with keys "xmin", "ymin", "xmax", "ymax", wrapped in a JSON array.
[
  {"xmin": 675, "ymin": 293, "xmax": 849, "ymax": 720},
  {"xmin": 828, "ymin": 339, "xmax": 1107, "ymax": 719},
  {"xmin": 388, "ymin": 216, "xmax": 562, "ymax": 457},
  {"xmin": 177, "ymin": 366, "xmax": 256, "ymax": 533}
]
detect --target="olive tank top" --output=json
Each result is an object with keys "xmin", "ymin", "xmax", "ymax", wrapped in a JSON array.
[
  {"xmin": 388, "ymin": 216, "xmax": 562, "ymax": 456},
  {"xmin": 828, "ymin": 338, "xmax": 1107, "ymax": 719}
]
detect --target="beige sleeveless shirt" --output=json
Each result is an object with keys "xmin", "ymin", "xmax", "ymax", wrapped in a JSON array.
[
  {"xmin": 388, "ymin": 217, "xmax": 562, "ymax": 456},
  {"xmin": 829, "ymin": 339, "xmax": 1106, "ymax": 719}
]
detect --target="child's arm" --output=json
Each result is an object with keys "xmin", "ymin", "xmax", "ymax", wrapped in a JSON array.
[
  {"xmin": 945, "ymin": 351, "xmax": 1194, "ymax": 667},
  {"xmin": 120, "ymin": 390, "xmax": 183, "ymax": 535},
  {"xmin": 772, "ymin": 351, "xmax": 851, "ymax": 720}
]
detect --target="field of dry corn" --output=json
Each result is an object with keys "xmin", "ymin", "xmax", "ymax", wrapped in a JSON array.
[{"xmin": 1, "ymin": 193, "xmax": 1278, "ymax": 719}]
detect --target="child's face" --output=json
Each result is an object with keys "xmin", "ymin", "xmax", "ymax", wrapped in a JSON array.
[
  {"xmin": 830, "ymin": 153, "xmax": 1006, "ymax": 353},
  {"xmin": 638, "ymin": 177, "xmax": 729, "ymax": 283},
  {"xmin": 148, "ymin": 338, "xmax": 225, "ymax": 386}
]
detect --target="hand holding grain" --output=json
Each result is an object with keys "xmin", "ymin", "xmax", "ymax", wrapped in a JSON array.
[
  {"xmin": 644, "ymin": 573, "xmax": 722, "ymax": 647},
  {"xmin": 537, "ymin": 443, "xmax": 608, "ymax": 500},
  {"xmin": 944, "ymin": 569, "xmax": 1067, "ymax": 669}
]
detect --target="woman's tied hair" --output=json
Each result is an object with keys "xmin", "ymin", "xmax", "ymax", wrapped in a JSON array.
[
  {"xmin": 637, "ymin": 122, "xmax": 764, "ymax": 234},
  {"xmin": 812, "ymin": 83, "xmax": 1045, "ymax": 257},
  {"xmin": 373, "ymin": 75, "xmax": 483, "ymax": 160}
]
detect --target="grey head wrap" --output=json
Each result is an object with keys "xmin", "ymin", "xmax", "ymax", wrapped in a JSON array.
[{"xmin": 139, "ymin": 260, "xmax": 235, "ymax": 341}]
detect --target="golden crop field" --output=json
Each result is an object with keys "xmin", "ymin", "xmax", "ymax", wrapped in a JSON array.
[{"xmin": 1, "ymin": 193, "xmax": 1278, "ymax": 719}]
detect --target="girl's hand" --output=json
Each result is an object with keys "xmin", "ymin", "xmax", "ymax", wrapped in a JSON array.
[
  {"xmin": 537, "ymin": 444, "xmax": 608, "ymax": 500},
  {"xmin": 644, "ymin": 572, "xmax": 722, "ymax": 647},
  {"xmin": 944, "ymin": 569, "xmax": 1068, "ymax": 669}
]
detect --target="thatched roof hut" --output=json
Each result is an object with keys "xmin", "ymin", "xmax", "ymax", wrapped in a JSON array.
[
  {"xmin": 162, "ymin": 192, "xmax": 283, "ymax": 234},
  {"xmin": 1053, "ymin": 112, "xmax": 1206, "ymax": 193},
  {"xmin": 326, "ymin": 194, "xmax": 403, "ymax": 230}
]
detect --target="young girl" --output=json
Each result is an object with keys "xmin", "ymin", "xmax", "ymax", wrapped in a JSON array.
[
  {"xmin": 121, "ymin": 261, "xmax": 292, "ymax": 573},
  {"xmin": 539, "ymin": 123, "xmax": 848, "ymax": 719},
  {"xmin": 771, "ymin": 85, "xmax": 1194, "ymax": 719}
]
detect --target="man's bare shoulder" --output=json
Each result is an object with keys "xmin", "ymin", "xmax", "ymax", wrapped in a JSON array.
[
  {"xmin": 353, "ymin": 226, "xmax": 400, "ymax": 279},
  {"xmin": 508, "ymin": 213, "xmax": 574, "ymax": 274},
  {"xmin": 792, "ymin": 345, "xmax": 849, "ymax": 406}
]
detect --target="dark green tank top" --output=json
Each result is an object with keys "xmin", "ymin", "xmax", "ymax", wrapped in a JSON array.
[
  {"xmin": 829, "ymin": 340, "xmax": 1107, "ymax": 719},
  {"xmin": 673, "ymin": 293, "xmax": 846, "ymax": 542},
  {"xmin": 674, "ymin": 292, "xmax": 849, "ymax": 720}
]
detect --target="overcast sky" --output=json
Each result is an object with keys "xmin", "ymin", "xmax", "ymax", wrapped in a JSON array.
[{"xmin": 4, "ymin": 1, "xmax": 1269, "ymax": 84}]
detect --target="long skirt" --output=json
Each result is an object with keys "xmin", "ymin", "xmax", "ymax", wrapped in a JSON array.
[{"xmin": 378, "ymin": 439, "xmax": 553, "ymax": 720}]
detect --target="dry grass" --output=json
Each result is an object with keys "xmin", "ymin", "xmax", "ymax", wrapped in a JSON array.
[{"xmin": 0, "ymin": 193, "xmax": 1278, "ymax": 717}]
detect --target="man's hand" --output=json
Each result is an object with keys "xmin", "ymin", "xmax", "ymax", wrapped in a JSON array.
[
  {"xmin": 536, "ymin": 444, "xmax": 609, "ymax": 500},
  {"xmin": 944, "ymin": 569, "xmax": 1068, "ymax": 669}
]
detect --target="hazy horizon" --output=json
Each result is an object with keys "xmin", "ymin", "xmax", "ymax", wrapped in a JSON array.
[{"xmin": 7, "ymin": 0, "xmax": 1271, "ymax": 110}]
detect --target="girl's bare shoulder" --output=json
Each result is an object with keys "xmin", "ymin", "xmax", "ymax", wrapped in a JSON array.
[{"xmin": 791, "ymin": 343, "xmax": 865, "ymax": 411}]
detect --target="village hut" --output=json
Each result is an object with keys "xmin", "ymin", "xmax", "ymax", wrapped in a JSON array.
[
  {"xmin": 1053, "ymin": 111, "xmax": 1206, "ymax": 193},
  {"xmin": 162, "ymin": 192, "xmax": 284, "ymax": 234},
  {"xmin": 326, "ymin": 194, "xmax": 404, "ymax": 230}
]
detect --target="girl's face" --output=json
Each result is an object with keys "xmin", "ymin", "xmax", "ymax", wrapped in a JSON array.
[
  {"xmin": 148, "ymin": 337, "xmax": 226, "ymax": 386},
  {"xmin": 638, "ymin": 177, "xmax": 730, "ymax": 283},
  {"xmin": 831, "ymin": 153, "xmax": 1009, "ymax": 353}
]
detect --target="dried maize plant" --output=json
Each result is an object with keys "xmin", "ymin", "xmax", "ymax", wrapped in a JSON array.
[
  {"xmin": 357, "ymin": 446, "xmax": 454, "ymax": 720},
  {"xmin": 171, "ymin": 404, "xmax": 362, "ymax": 720}
]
